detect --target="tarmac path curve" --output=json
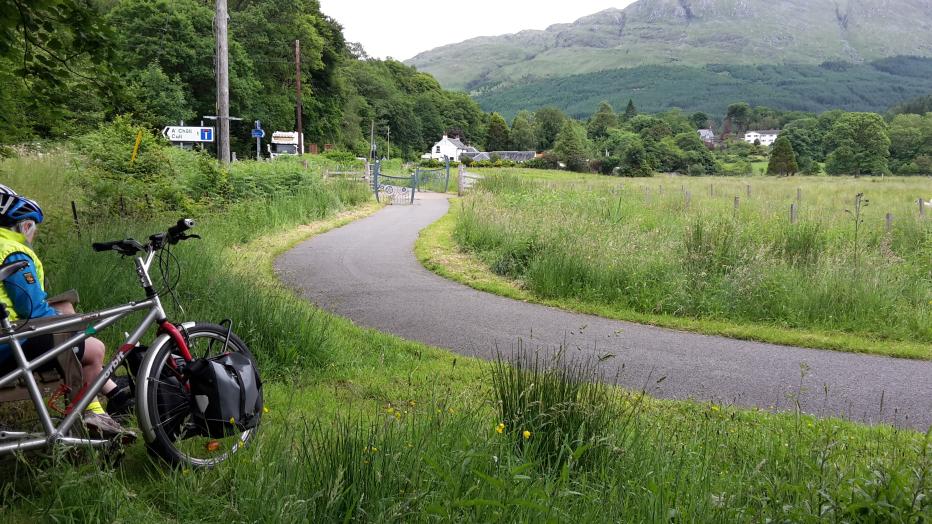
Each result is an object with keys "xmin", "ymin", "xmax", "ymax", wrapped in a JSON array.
[{"xmin": 276, "ymin": 193, "xmax": 932, "ymax": 430}]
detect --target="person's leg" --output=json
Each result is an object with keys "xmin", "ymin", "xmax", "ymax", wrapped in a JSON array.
[{"xmin": 81, "ymin": 337, "xmax": 118, "ymax": 394}]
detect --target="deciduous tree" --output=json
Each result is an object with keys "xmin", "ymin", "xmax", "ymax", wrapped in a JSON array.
[
  {"xmin": 587, "ymin": 101, "xmax": 618, "ymax": 139},
  {"xmin": 824, "ymin": 112, "xmax": 890, "ymax": 176}
]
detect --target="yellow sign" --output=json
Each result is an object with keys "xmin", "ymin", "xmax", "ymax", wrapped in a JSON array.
[{"xmin": 130, "ymin": 130, "xmax": 144, "ymax": 165}]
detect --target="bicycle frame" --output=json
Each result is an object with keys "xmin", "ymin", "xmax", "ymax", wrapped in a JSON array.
[{"xmin": 0, "ymin": 248, "xmax": 191, "ymax": 454}]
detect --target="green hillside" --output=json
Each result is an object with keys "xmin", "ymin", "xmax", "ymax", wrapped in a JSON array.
[
  {"xmin": 407, "ymin": 0, "xmax": 932, "ymax": 92},
  {"xmin": 475, "ymin": 57, "xmax": 932, "ymax": 119}
]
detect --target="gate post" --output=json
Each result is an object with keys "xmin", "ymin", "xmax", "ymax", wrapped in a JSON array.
[
  {"xmin": 458, "ymin": 164, "xmax": 465, "ymax": 197},
  {"xmin": 415, "ymin": 166, "xmax": 421, "ymax": 191},
  {"xmin": 411, "ymin": 169, "xmax": 418, "ymax": 204},
  {"xmin": 372, "ymin": 160, "xmax": 380, "ymax": 203},
  {"xmin": 444, "ymin": 156, "xmax": 451, "ymax": 193}
]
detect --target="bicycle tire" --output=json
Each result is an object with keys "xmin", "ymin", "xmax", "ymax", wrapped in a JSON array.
[{"xmin": 138, "ymin": 323, "xmax": 260, "ymax": 468}]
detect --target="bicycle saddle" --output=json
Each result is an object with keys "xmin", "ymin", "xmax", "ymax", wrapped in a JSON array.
[{"xmin": 0, "ymin": 260, "xmax": 27, "ymax": 282}]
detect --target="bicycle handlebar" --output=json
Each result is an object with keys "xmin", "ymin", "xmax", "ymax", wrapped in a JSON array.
[{"xmin": 93, "ymin": 218, "xmax": 198, "ymax": 255}]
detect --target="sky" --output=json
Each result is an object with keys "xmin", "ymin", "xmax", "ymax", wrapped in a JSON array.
[{"xmin": 318, "ymin": 1, "xmax": 636, "ymax": 61}]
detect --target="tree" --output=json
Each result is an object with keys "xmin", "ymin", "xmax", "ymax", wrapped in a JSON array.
[
  {"xmin": 623, "ymin": 99, "xmax": 637, "ymax": 121},
  {"xmin": 534, "ymin": 107, "xmax": 566, "ymax": 150},
  {"xmin": 726, "ymin": 102, "xmax": 752, "ymax": 134},
  {"xmin": 781, "ymin": 118, "xmax": 821, "ymax": 163},
  {"xmin": 767, "ymin": 136, "xmax": 799, "ymax": 176},
  {"xmin": 553, "ymin": 120, "xmax": 589, "ymax": 172},
  {"xmin": 587, "ymin": 101, "xmax": 618, "ymax": 139},
  {"xmin": 689, "ymin": 112, "xmax": 710, "ymax": 129},
  {"xmin": 0, "ymin": 0, "xmax": 115, "ymax": 94},
  {"xmin": 824, "ymin": 112, "xmax": 891, "ymax": 176},
  {"xmin": 510, "ymin": 111, "xmax": 538, "ymax": 151},
  {"xmin": 485, "ymin": 112, "xmax": 511, "ymax": 151}
]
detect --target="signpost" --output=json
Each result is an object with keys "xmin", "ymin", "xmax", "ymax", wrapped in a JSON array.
[
  {"xmin": 162, "ymin": 126, "xmax": 215, "ymax": 143},
  {"xmin": 252, "ymin": 121, "xmax": 265, "ymax": 161}
]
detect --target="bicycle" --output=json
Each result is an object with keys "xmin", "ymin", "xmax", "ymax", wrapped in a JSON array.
[{"xmin": 0, "ymin": 218, "xmax": 261, "ymax": 467}]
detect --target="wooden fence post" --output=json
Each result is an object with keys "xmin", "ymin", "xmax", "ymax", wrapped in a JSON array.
[
  {"xmin": 796, "ymin": 187, "xmax": 802, "ymax": 203},
  {"xmin": 71, "ymin": 201, "xmax": 80, "ymax": 237},
  {"xmin": 734, "ymin": 196, "xmax": 740, "ymax": 212},
  {"xmin": 790, "ymin": 203, "xmax": 798, "ymax": 224},
  {"xmin": 746, "ymin": 184, "xmax": 751, "ymax": 198},
  {"xmin": 920, "ymin": 199, "xmax": 927, "ymax": 218},
  {"xmin": 885, "ymin": 213, "xmax": 893, "ymax": 234}
]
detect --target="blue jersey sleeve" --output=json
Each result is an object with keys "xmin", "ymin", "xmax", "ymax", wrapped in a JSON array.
[{"xmin": 2, "ymin": 253, "xmax": 58, "ymax": 319}]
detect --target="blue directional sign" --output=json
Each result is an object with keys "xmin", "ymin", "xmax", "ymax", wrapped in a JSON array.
[{"xmin": 251, "ymin": 129, "xmax": 266, "ymax": 138}]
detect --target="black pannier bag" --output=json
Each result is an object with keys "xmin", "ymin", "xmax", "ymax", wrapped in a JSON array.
[{"xmin": 186, "ymin": 352, "xmax": 263, "ymax": 438}]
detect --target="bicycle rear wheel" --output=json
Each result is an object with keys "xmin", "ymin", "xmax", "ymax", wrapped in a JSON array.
[{"xmin": 138, "ymin": 323, "xmax": 260, "ymax": 468}]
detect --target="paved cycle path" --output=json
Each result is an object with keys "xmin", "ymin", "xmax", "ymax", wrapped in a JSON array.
[{"xmin": 276, "ymin": 194, "xmax": 932, "ymax": 430}]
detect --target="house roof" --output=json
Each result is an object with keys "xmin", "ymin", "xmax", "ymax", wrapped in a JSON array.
[
  {"xmin": 471, "ymin": 151, "xmax": 537, "ymax": 162},
  {"xmin": 448, "ymin": 137, "xmax": 467, "ymax": 149},
  {"xmin": 747, "ymin": 130, "xmax": 781, "ymax": 135}
]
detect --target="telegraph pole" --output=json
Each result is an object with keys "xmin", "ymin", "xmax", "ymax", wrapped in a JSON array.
[
  {"xmin": 386, "ymin": 127, "xmax": 390, "ymax": 161},
  {"xmin": 369, "ymin": 120, "xmax": 376, "ymax": 162},
  {"xmin": 214, "ymin": 0, "xmax": 231, "ymax": 164},
  {"xmin": 294, "ymin": 39, "xmax": 304, "ymax": 155}
]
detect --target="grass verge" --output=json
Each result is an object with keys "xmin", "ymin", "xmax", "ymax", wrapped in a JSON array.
[{"xmin": 416, "ymin": 198, "xmax": 932, "ymax": 360}]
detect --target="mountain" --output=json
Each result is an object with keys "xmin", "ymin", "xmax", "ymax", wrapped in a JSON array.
[
  {"xmin": 407, "ymin": 0, "xmax": 932, "ymax": 93},
  {"xmin": 474, "ymin": 56, "xmax": 932, "ymax": 119}
]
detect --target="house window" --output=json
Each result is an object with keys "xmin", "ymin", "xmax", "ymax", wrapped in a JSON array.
[{"xmin": 435, "ymin": 146, "xmax": 441, "ymax": 153}]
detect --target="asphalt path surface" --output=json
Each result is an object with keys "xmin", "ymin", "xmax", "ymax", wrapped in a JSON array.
[{"xmin": 276, "ymin": 193, "xmax": 932, "ymax": 430}]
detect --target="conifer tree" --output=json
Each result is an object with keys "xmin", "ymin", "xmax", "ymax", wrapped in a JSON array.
[
  {"xmin": 767, "ymin": 136, "xmax": 799, "ymax": 176},
  {"xmin": 623, "ymin": 99, "xmax": 638, "ymax": 121}
]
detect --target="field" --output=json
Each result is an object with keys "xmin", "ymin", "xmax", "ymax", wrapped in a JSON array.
[
  {"xmin": 442, "ymin": 169, "xmax": 932, "ymax": 358},
  {"xmin": 0, "ymin": 152, "xmax": 929, "ymax": 521}
]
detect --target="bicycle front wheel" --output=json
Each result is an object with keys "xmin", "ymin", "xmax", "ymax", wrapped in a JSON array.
[{"xmin": 138, "ymin": 323, "xmax": 261, "ymax": 468}]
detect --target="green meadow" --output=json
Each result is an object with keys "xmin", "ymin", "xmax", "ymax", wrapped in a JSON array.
[{"xmin": 444, "ymin": 169, "xmax": 931, "ymax": 359}]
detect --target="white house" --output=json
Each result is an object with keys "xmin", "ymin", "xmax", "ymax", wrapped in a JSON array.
[
  {"xmin": 421, "ymin": 135, "xmax": 478, "ymax": 162},
  {"xmin": 743, "ymin": 130, "xmax": 781, "ymax": 147},
  {"xmin": 698, "ymin": 129, "xmax": 715, "ymax": 142}
]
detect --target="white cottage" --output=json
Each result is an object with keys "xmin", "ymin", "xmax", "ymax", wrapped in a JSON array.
[
  {"xmin": 743, "ymin": 130, "xmax": 781, "ymax": 147},
  {"xmin": 421, "ymin": 135, "xmax": 478, "ymax": 162}
]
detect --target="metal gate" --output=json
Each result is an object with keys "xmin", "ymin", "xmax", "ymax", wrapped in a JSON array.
[
  {"xmin": 415, "ymin": 159, "xmax": 450, "ymax": 193},
  {"xmin": 372, "ymin": 161, "xmax": 416, "ymax": 205}
]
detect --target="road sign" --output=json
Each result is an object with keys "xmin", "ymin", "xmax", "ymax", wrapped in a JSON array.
[
  {"xmin": 251, "ymin": 129, "xmax": 266, "ymax": 138},
  {"xmin": 162, "ymin": 126, "xmax": 215, "ymax": 143}
]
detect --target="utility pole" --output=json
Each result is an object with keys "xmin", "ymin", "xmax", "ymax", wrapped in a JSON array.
[
  {"xmin": 214, "ymin": 0, "xmax": 231, "ymax": 164},
  {"xmin": 294, "ymin": 39, "xmax": 304, "ymax": 155},
  {"xmin": 386, "ymin": 127, "xmax": 390, "ymax": 161},
  {"xmin": 369, "ymin": 120, "xmax": 376, "ymax": 162}
]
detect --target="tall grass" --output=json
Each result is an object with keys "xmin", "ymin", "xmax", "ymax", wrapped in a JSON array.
[
  {"xmin": 455, "ymin": 172, "xmax": 932, "ymax": 346},
  {"xmin": 2, "ymin": 154, "xmax": 930, "ymax": 521}
]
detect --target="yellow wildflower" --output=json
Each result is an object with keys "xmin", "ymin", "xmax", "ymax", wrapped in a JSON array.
[
  {"xmin": 495, "ymin": 423, "xmax": 505, "ymax": 434},
  {"xmin": 710, "ymin": 405, "xmax": 721, "ymax": 412},
  {"xmin": 523, "ymin": 430, "xmax": 532, "ymax": 440}
]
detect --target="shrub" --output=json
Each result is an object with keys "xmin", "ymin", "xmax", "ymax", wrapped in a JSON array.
[
  {"xmin": 524, "ymin": 153, "xmax": 560, "ymax": 170},
  {"xmin": 419, "ymin": 158, "xmax": 443, "ymax": 168},
  {"xmin": 321, "ymin": 150, "xmax": 357, "ymax": 163}
]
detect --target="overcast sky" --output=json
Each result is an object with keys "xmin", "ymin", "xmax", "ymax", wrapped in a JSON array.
[{"xmin": 318, "ymin": 1, "xmax": 636, "ymax": 61}]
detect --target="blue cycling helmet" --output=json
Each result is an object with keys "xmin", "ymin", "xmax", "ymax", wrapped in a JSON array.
[{"xmin": 0, "ymin": 185, "xmax": 44, "ymax": 227}]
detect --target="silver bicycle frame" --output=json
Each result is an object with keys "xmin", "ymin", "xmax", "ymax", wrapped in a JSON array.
[{"xmin": 0, "ymin": 248, "xmax": 168, "ymax": 454}]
